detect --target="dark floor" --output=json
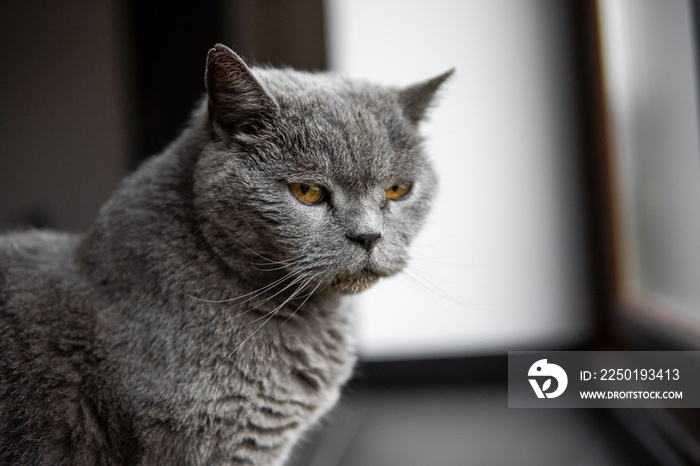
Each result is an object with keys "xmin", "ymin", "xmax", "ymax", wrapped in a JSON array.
[{"xmin": 287, "ymin": 384, "xmax": 648, "ymax": 466}]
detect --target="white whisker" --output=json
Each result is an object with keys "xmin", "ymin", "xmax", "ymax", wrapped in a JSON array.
[
  {"xmin": 243, "ymin": 273, "xmax": 311, "ymax": 326},
  {"xmin": 216, "ymin": 311, "xmax": 279, "ymax": 367},
  {"xmin": 232, "ymin": 236, "xmax": 305, "ymax": 266},
  {"xmin": 275, "ymin": 274, "xmax": 324, "ymax": 332},
  {"xmin": 251, "ymin": 262, "xmax": 292, "ymax": 272},
  {"xmin": 404, "ymin": 265, "xmax": 475, "ymax": 308},
  {"xmin": 183, "ymin": 270, "xmax": 297, "ymax": 304},
  {"xmin": 396, "ymin": 272, "xmax": 471, "ymax": 332},
  {"xmin": 409, "ymin": 251, "xmax": 480, "ymax": 269},
  {"xmin": 217, "ymin": 272, "xmax": 316, "ymax": 366},
  {"xmin": 245, "ymin": 270, "xmax": 312, "ymax": 313}
]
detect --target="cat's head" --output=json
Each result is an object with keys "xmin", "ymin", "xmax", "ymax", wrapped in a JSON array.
[{"xmin": 193, "ymin": 45, "xmax": 451, "ymax": 294}]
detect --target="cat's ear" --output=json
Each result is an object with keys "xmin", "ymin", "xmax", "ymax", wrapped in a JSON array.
[
  {"xmin": 205, "ymin": 44, "xmax": 279, "ymax": 133},
  {"xmin": 398, "ymin": 69, "xmax": 454, "ymax": 125}
]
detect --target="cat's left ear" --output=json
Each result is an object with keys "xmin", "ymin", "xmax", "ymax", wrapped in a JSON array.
[
  {"xmin": 398, "ymin": 69, "xmax": 455, "ymax": 125},
  {"xmin": 205, "ymin": 44, "xmax": 279, "ymax": 134}
]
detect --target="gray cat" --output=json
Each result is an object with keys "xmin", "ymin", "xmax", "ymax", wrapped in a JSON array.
[{"xmin": 0, "ymin": 44, "xmax": 451, "ymax": 465}]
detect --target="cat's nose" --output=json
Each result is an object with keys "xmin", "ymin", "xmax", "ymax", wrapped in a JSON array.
[{"xmin": 347, "ymin": 233, "xmax": 382, "ymax": 252}]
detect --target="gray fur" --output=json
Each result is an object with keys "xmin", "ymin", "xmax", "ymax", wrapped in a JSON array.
[{"xmin": 0, "ymin": 45, "xmax": 451, "ymax": 465}]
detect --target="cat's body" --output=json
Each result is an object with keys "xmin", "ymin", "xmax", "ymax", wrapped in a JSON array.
[{"xmin": 0, "ymin": 45, "xmax": 450, "ymax": 465}]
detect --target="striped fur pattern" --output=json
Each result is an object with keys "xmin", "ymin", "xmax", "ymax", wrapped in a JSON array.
[{"xmin": 0, "ymin": 45, "xmax": 450, "ymax": 464}]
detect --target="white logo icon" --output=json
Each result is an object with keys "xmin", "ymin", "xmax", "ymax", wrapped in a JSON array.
[{"xmin": 528, "ymin": 359, "xmax": 568, "ymax": 398}]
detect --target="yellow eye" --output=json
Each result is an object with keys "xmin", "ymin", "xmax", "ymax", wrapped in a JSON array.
[
  {"xmin": 290, "ymin": 183, "xmax": 326, "ymax": 204},
  {"xmin": 385, "ymin": 183, "xmax": 412, "ymax": 200}
]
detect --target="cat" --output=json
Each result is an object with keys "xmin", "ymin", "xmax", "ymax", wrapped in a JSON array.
[{"xmin": 0, "ymin": 44, "xmax": 451, "ymax": 465}]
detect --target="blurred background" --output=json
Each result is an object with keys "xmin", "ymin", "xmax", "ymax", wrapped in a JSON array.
[{"xmin": 1, "ymin": 0, "xmax": 699, "ymax": 464}]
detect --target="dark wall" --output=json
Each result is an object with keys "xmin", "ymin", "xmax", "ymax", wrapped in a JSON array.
[
  {"xmin": 127, "ymin": 0, "xmax": 326, "ymax": 166},
  {"xmin": 125, "ymin": 0, "xmax": 220, "ymax": 165},
  {"xmin": 0, "ymin": 0, "xmax": 128, "ymax": 231},
  {"xmin": 0, "ymin": 0, "xmax": 325, "ymax": 231}
]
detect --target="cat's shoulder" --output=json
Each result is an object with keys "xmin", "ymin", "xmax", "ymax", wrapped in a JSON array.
[
  {"xmin": 0, "ymin": 229, "xmax": 85, "ymax": 327},
  {"xmin": 0, "ymin": 230, "xmax": 81, "ymax": 282},
  {"xmin": 0, "ymin": 229, "xmax": 80, "ymax": 258},
  {"xmin": 0, "ymin": 229, "xmax": 134, "ymax": 465}
]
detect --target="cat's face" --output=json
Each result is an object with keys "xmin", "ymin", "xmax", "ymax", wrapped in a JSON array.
[{"xmin": 194, "ymin": 45, "xmax": 450, "ymax": 294}]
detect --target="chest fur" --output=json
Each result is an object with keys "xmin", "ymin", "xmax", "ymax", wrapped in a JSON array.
[{"xmin": 112, "ymin": 300, "xmax": 356, "ymax": 465}]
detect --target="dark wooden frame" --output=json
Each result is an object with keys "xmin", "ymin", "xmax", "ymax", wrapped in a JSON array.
[{"xmin": 575, "ymin": 1, "xmax": 700, "ymax": 463}]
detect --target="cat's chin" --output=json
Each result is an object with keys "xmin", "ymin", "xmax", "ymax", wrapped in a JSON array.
[
  {"xmin": 329, "ymin": 268, "xmax": 389, "ymax": 294},
  {"xmin": 330, "ymin": 279, "xmax": 377, "ymax": 295}
]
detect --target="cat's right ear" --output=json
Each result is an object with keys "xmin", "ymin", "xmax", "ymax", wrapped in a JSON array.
[
  {"xmin": 205, "ymin": 44, "xmax": 279, "ymax": 134},
  {"xmin": 398, "ymin": 69, "xmax": 455, "ymax": 126}
]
